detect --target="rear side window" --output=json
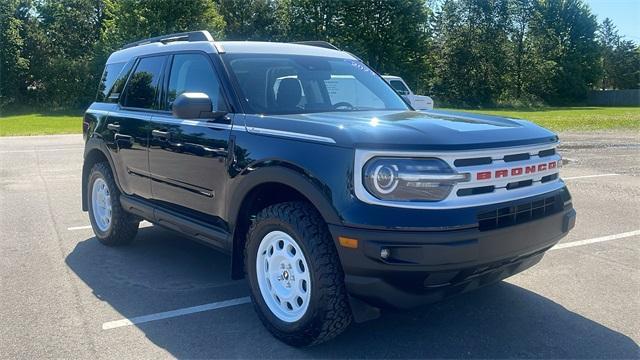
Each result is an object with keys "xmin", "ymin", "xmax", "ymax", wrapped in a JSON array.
[
  {"xmin": 105, "ymin": 60, "xmax": 134, "ymax": 103},
  {"xmin": 166, "ymin": 54, "xmax": 227, "ymax": 111},
  {"xmin": 96, "ymin": 62, "xmax": 125, "ymax": 102},
  {"xmin": 122, "ymin": 56, "xmax": 166, "ymax": 109}
]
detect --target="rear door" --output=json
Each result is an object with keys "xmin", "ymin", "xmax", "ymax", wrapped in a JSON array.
[
  {"xmin": 105, "ymin": 55, "xmax": 167, "ymax": 198},
  {"xmin": 148, "ymin": 52, "xmax": 233, "ymax": 221}
]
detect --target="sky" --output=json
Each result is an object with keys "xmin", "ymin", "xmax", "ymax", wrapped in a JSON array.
[{"xmin": 585, "ymin": 0, "xmax": 640, "ymax": 42}]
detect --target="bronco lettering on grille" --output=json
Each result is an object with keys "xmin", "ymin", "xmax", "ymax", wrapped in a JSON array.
[{"xmin": 476, "ymin": 160, "xmax": 559, "ymax": 181}]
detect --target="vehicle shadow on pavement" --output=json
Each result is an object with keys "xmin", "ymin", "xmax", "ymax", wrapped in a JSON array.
[{"xmin": 66, "ymin": 226, "xmax": 638, "ymax": 359}]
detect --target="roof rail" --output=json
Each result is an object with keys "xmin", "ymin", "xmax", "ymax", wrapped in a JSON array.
[
  {"xmin": 121, "ymin": 30, "xmax": 214, "ymax": 50},
  {"xmin": 293, "ymin": 41, "xmax": 340, "ymax": 51}
]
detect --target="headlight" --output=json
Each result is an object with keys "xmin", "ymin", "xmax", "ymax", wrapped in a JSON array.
[{"xmin": 363, "ymin": 157, "xmax": 469, "ymax": 201}]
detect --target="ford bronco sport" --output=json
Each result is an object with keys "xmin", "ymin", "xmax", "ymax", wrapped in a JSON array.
[{"xmin": 82, "ymin": 31, "xmax": 576, "ymax": 346}]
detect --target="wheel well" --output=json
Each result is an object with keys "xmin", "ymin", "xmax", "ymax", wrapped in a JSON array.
[
  {"xmin": 82, "ymin": 149, "xmax": 110, "ymax": 211},
  {"xmin": 231, "ymin": 182, "xmax": 321, "ymax": 279}
]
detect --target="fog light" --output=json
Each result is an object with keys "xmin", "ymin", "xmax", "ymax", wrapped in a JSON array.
[{"xmin": 380, "ymin": 248, "xmax": 391, "ymax": 260}]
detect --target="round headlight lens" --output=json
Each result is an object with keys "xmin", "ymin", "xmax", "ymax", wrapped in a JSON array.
[
  {"xmin": 372, "ymin": 164, "xmax": 399, "ymax": 194},
  {"xmin": 363, "ymin": 157, "xmax": 467, "ymax": 202}
]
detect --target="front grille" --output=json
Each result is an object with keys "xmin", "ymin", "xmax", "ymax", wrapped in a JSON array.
[{"xmin": 477, "ymin": 195, "xmax": 562, "ymax": 231}]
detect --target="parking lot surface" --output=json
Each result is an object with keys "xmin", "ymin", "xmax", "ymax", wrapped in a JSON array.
[{"xmin": 0, "ymin": 133, "xmax": 638, "ymax": 358}]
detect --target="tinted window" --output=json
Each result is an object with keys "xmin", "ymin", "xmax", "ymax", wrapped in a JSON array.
[
  {"xmin": 122, "ymin": 56, "xmax": 165, "ymax": 109},
  {"xmin": 166, "ymin": 54, "xmax": 227, "ymax": 111},
  {"xmin": 225, "ymin": 54, "xmax": 408, "ymax": 115},
  {"xmin": 106, "ymin": 60, "xmax": 134, "ymax": 103},
  {"xmin": 96, "ymin": 63, "xmax": 125, "ymax": 102}
]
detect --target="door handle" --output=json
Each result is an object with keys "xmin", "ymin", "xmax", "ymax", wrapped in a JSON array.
[
  {"xmin": 107, "ymin": 123, "xmax": 120, "ymax": 131},
  {"xmin": 152, "ymin": 129, "xmax": 170, "ymax": 139}
]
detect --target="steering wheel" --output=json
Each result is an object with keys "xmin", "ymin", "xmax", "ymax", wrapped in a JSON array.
[{"xmin": 333, "ymin": 102, "xmax": 355, "ymax": 111}]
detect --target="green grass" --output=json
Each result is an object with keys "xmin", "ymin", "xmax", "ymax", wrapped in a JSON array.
[
  {"xmin": 0, "ymin": 112, "xmax": 82, "ymax": 136},
  {"xmin": 460, "ymin": 107, "xmax": 640, "ymax": 131},
  {"xmin": 1, "ymin": 106, "xmax": 639, "ymax": 136}
]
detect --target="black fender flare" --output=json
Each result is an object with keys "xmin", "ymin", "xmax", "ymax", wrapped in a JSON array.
[
  {"xmin": 227, "ymin": 165, "xmax": 342, "ymax": 228},
  {"xmin": 227, "ymin": 165, "xmax": 342, "ymax": 278},
  {"xmin": 81, "ymin": 138, "xmax": 123, "ymax": 211}
]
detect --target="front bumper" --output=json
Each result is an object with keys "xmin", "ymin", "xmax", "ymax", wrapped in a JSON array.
[{"xmin": 329, "ymin": 202, "xmax": 576, "ymax": 309}]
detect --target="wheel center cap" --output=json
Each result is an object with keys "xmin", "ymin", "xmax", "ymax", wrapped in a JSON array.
[{"xmin": 283, "ymin": 270, "xmax": 290, "ymax": 280}]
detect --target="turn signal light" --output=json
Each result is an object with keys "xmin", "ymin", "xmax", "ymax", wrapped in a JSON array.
[{"xmin": 338, "ymin": 236, "xmax": 358, "ymax": 249}]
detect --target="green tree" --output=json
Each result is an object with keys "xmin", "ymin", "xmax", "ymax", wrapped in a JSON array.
[
  {"xmin": 114, "ymin": 0, "xmax": 225, "ymax": 44},
  {"xmin": 431, "ymin": 0, "xmax": 511, "ymax": 106},
  {"xmin": 527, "ymin": 0, "xmax": 600, "ymax": 104},
  {"xmin": 0, "ymin": 0, "xmax": 29, "ymax": 110},
  {"xmin": 611, "ymin": 40, "xmax": 640, "ymax": 89},
  {"xmin": 218, "ymin": 0, "xmax": 277, "ymax": 40},
  {"xmin": 598, "ymin": 17, "xmax": 620, "ymax": 89}
]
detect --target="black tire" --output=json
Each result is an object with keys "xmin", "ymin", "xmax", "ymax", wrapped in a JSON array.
[
  {"xmin": 245, "ymin": 201, "xmax": 352, "ymax": 346},
  {"xmin": 87, "ymin": 162, "xmax": 139, "ymax": 246}
]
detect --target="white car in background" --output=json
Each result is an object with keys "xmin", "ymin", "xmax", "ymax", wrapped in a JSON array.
[{"xmin": 382, "ymin": 75, "xmax": 434, "ymax": 110}]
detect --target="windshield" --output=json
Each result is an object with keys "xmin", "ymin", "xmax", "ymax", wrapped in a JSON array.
[{"xmin": 224, "ymin": 54, "xmax": 409, "ymax": 115}]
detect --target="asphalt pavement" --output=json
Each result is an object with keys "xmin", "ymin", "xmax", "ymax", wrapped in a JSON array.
[{"xmin": 0, "ymin": 132, "xmax": 638, "ymax": 359}]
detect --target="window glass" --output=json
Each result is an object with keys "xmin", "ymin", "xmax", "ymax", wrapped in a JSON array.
[
  {"xmin": 225, "ymin": 54, "xmax": 408, "ymax": 115},
  {"xmin": 324, "ymin": 75, "xmax": 384, "ymax": 109},
  {"xmin": 389, "ymin": 80, "xmax": 410, "ymax": 95},
  {"xmin": 96, "ymin": 63, "xmax": 125, "ymax": 102},
  {"xmin": 105, "ymin": 60, "xmax": 134, "ymax": 103},
  {"xmin": 122, "ymin": 56, "xmax": 165, "ymax": 109},
  {"xmin": 166, "ymin": 54, "xmax": 226, "ymax": 111}
]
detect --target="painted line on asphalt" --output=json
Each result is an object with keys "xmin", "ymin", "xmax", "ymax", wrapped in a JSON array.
[
  {"xmin": 102, "ymin": 297, "xmax": 251, "ymax": 330},
  {"xmin": 0, "ymin": 147, "xmax": 83, "ymax": 154},
  {"xmin": 100, "ymin": 230, "xmax": 640, "ymax": 331},
  {"xmin": 551, "ymin": 229, "xmax": 640, "ymax": 251},
  {"xmin": 563, "ymin": 173, "xmax": 620, "ymax": 180},
  {"xmin": 68, "ymin": 221, "xmax": 153, "ymax": 231}
]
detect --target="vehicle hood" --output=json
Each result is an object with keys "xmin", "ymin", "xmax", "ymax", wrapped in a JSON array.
[{"xmin": 250, "ymin": 109, "xmax": 558, "ymax": 150}]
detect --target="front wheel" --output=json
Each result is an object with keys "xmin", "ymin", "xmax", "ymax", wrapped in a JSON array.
[
  {"xmin": 87, "ymin": 162, "xmax": 139, "ymax": 246},
  {"xmin": 245, "ymin": 202, "xmax": 352, "ymax": 346}
]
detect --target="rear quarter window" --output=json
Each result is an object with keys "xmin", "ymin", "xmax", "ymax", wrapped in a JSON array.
[{"xmin": 96, "ymin": 61, "xmax": 134, "ymax": 103}]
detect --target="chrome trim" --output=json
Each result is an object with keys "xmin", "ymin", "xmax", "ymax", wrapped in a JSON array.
[
  {"xmin": 246, "ymin": 127, "xmax": 336, "ymax": 144},
  {"xmin": 151, "ymin": 114, "xmax": 233, "ymax": 130},
  {"xmin": 354, "ymin": 143, "xmax": 562, "ymax": 209}
]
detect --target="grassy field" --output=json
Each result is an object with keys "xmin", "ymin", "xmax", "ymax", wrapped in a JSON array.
[
  {"xmin": 1, "ymin": 106, "xmax": 639, "ymax": 136},
  {"xmin": 464, "ymin": 107, "xmax": 640, "ymax": 131},
  {"xmin": 0, "ymin": 113, "xmax": 82, "ymax": 136}
]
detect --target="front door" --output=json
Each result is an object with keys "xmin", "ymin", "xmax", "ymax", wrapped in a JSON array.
[{"xmin": 148, "ymin": 53, "xmax": 233, "ymax": 222}]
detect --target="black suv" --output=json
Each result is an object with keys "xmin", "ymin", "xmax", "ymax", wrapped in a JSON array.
[{"xmin": 82, "ymin": 31, "xmax": 576, "ymax": 346}]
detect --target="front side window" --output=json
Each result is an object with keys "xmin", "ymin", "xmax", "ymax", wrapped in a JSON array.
[
  {"xmin": 166, "ymin": 54, "xmax": 227, "ymax": 111},
  {"xmin": 122, "ymin": 56, "xmax": 165, "ymax": 109},
  {"xmin": 225, "ymin": 54, "xmax": 409, "ymax": 115}
]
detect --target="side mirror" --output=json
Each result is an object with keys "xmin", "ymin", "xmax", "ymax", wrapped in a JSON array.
[{"xmin": 172, "ymin": 92, "xmax": 225, "ymax": 120}]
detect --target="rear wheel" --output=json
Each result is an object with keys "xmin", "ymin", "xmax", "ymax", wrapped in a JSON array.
[
  {"xmin": 245, "ymin": 202, "xmax": 352, "ymax": 346},
  {"xmin": 87, "ymin": 162, "xmax": 139, "ymax": 246}
]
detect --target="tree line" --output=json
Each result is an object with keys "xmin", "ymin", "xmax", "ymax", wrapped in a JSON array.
[{"xmin": 1, "ymin": 0, "xmax": 638, "ymax": 112}]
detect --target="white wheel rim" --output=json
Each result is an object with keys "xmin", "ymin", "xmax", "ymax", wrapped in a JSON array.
[
  {"xmin": 91, "ymin": 178, "xmax": 112, "ymax": 232},
  {"xmin": 256, "ymin": 231, "xmax": 311, "ymax": 323}
]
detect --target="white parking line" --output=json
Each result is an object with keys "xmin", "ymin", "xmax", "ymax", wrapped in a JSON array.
[
  {"xmin": 563, "ymin": 173, "xmax": 620, "ymax": 180},
  {"xmin": 551, "ymin": 229, "xmax": 640, "ymax": 250},
  {"xmin": 100, "ymin": 229, "xmax": 640, "ymax": 330},
  {"xmin": 67, "ymin": 221, "xmax": 153, "ymax": 231},
  {"xmin": 102, "ymin": 297, "xmax": 251, "ymax": 330},
  {"xmin": 0, "ymin": 148, "xmax": 83, "ymax": 154}
]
